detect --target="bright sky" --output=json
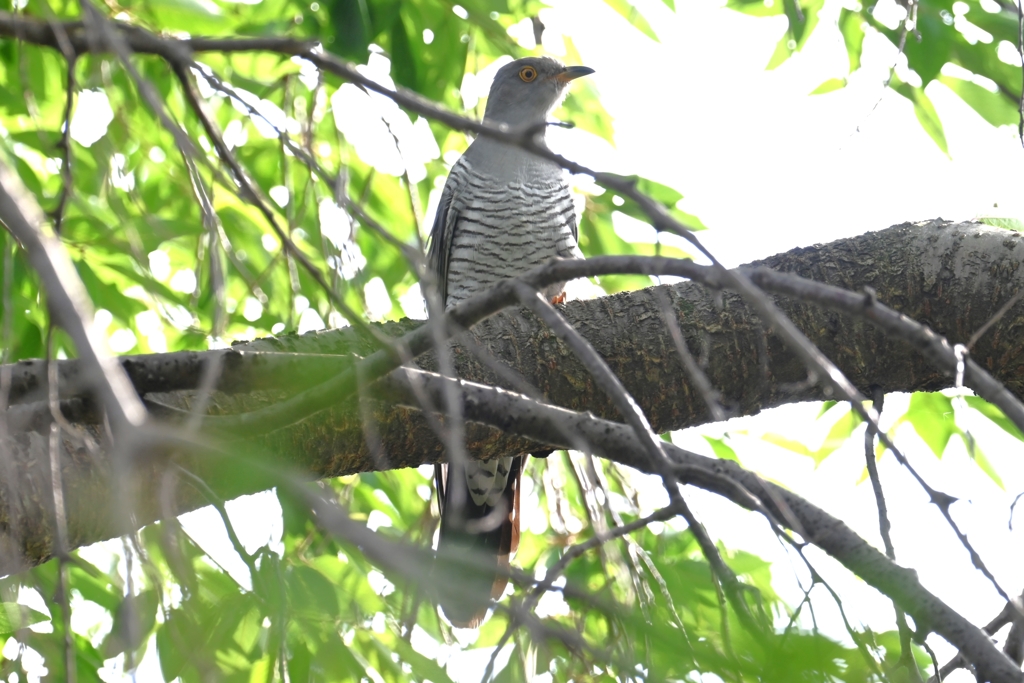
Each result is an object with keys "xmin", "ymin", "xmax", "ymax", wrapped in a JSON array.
[
  {"xmin": 549, "ymin": 0, "xmax": 1024, "ymax": 265},
  {"xmin": 47, "ymin": 0, "xmax": 1024, "ymax": 680},
  {"xmin": 537, "ymin": 0, "xmax": 1024, "ymax": 681}
]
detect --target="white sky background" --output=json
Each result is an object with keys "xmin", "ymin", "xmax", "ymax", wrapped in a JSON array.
[
  {"xmin": 54, "ymin": 0, "xmax": 1024, "ymax": 680},
  {"xmin": 548, "ymin": 0, "xmax": 1024, "ymax": 264}
]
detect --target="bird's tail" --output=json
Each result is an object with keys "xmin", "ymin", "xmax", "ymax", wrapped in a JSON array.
[{"xmin": 433, "ymin": 457, "xmax": 522, "ymax": 628}]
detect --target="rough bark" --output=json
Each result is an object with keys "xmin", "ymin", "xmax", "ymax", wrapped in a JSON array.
[{"xmin": 1, "ymin": 219, "xmax": 1022, "ymax": 574}]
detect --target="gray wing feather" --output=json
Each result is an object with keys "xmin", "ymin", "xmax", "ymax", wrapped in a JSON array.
[
  {"xmin": 569, "ymin": 201, "xmax": 578, "ymax": 245},
  {"xmin": 426, "ymin": 182, "xmax": 458, "ymax": 309}
]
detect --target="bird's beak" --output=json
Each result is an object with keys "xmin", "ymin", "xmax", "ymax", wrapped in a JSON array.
[{"xmin": 556, "ymin": 66, "xmax": 595, "ymax": 83}]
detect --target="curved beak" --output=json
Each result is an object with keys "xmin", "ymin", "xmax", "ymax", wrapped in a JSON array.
[{"xmin": 556, "ymin": 65, "xmax": 595, "ymax": 83}]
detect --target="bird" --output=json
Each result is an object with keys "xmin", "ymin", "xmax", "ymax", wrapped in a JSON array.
[{"xmin": 426, "ymin": 56, "xmax": 593, "ymax": 627}]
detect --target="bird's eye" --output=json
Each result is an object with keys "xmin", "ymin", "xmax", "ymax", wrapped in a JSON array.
[{"xmin": 519, "ymin": 66, "xmax": 537, "ymax": 82}]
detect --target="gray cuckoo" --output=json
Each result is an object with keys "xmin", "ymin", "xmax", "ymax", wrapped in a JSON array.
[{"xmin": 427, "ymin": 56, "xmax": 593, "ymax": 627}]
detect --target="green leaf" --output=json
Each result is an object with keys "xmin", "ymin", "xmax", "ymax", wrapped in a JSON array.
[
  {"xmin": 602, "ymin": 0, "xmax": 659, "ymax": 40},
  {"xmin": 948, "ymin": 34, "xmax": 1022, "ymax": 108},
  {"xmin": 704, "ymin": 435, "xmax": 739, "ymax": 461},
  {"xmin": 248, "ymin": 655, "xmax": 275, "ymax": 682},
  {"xmin": 287, "ymin": 565, "xmax": 341, "ymax": 618},
  {"xmin": 766, "ymin": 32, "xmax": 795, "ymax": 69},
  {"xmin": 556, "ymin": 51, "xmax": 615, "ymax": 142},
  {"xmin": 102, "ymin": 261, "xmax": 186, "ymax": 305},
  {"xmin": 234, "ymin": 606, "xmax": 263, "ymax": 654},
  {"xmin": 959, "ymin": 2, "xmax": 1020, "ymax": 41},
  {"xmin": 392, "ymin": 636, "xmax": 455, "ymax": 682},
  {"xmin": 102, "ymin": 589, "xmax": 159, "ymax": 657},
  {"xmin": 810, "ymin": 77, "xmax": 847, "ymax": 95},
  {"xmin": 68, "ymin": 564, "xmax": 120, "ymax": 611},
  {"xmin": 143, "ymin": 0, "xmax": 225, "ymax": 33},
  {"xmin": 961, "ymin": 436, "xmax": 1005, "ymax": 488},
  {"xmin": 600, "ymin": 174, "xmax": 706, "ymax": 235},
  {"xmin": 9, "ymin": 130, "xmax": 63, "ymax": 155},
  {"xmin": 763, "ymin": 0, "xmax": 826, "ymax": 68},
  {"xmin": 939, "ymin": 75, "xmax": 1019, "ymax": 127},
  {"xmin": 388, "ymin": 12, "xmax": 417, "ymax": 94},
  {"xmin": 903, "ymin": 392, "xmax": 957, "ymax": 457},
  {"xmin": 10, "ymin": 153, "xmax": 43, "ymax": 198},
  {"xmin": 493, "ymin": 649, "xmax": 528, "ymax": 683},
  {"xmin": 578, "ymin": 192, "xmax": 659, "ymax": 293},
  {"xmin": 762, "ymin": 404, "xmax": 862, "ymax": 464},
  {"xmin": 910, "ymin": 92, "xmax": 948, "ymax": 154},
  {"xmin": 727, "ymin": 0, "xmax": 785, "ymax": 18},
  {"xmin": 964, "ymin": 396, "xmax": 1024, "ymax": 440},
  {"xmin": 761, "ymin": 432, "xmax": 816, "ymax": 458},
  {"xmin": 838, "ymin": 8, "xmax": 866, "ymax": 71},
  {"xmin": 74, "ymin": 260, "xmax": 147, "ymax": 324},
  {"xmin": 733, "ymin": 0, "xmax": 833, "ymax": 69},
  {"xmin": 0, "ymin": 82, "xmax": 31, "ymax": 116},
  {"xmin": 0, "ymin": 603, "xmax": 50, "ymax": 635},
  {"xmin": 157, "ymin": 608, "xmax": 190, "ymax": 680},
  {"xmin": 784, "ymin": 0, "xmax": 824, "ymax": 48},
  {"xmin": 891, "ymin": 75, "xmax": 949, "ymax": 155},
  {"xmin": 326, "ymin": 0, "xmax": 374, "ymax": 61},
  {"xmin": 815, "ymin": 406, "xmax": 863, "ymax": 463},
  {"xmin": 903, "ymin": 13, "xmax": 952, "ymax": 85},
  {"xmin": 978, "ymin": 217, "xmax": 1024, "ymax": 232}
]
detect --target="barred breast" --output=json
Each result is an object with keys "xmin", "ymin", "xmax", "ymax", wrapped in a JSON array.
[{"xmin": 443, "ymin": 157, "xmax": 579, "ymax": 309}]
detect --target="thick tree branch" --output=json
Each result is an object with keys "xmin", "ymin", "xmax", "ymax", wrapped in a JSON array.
[
  {"xmin": 8, "ymin": 11, "xmax": 1023, "ymax": 442},
  {"xmin": 0, "ymin": 221, "xmax": 1023, "ymax": 677},
  {"xmin": 10, "ymin": 221, "xmax": 1024, "ymax": 432},
  {"xmin": 0, "ymin": 221, "xmax": 1020, "ymax": 559}
]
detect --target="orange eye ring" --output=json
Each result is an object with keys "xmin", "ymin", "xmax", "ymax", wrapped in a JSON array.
[{"xmin": 519, "ymin": 66, "xmax": 537, "ymax": 82}]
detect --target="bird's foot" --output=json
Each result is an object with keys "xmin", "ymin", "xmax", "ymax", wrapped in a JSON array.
[{"xmin": 550, "ymin": 292, "xmax": 566, "ymax": 305}]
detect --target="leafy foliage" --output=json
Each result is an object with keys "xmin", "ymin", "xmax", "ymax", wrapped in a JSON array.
[
  {"xmin": 728, "ymin": 0, "xmax": 1023, "ymax": 149},
  {"xmin": 0, "ymin": 0, "xmax": 1019, "ymax": 679}
]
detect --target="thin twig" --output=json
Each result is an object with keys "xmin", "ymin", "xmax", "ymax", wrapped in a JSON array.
[
  {"xmin": 374, "ymin": 366, "xmax": 1024, "ymax": 683},
  {"xmin": 653, "ymin": 286, "xmax": 726, "ymax": 422},
  {"xmin": 47, "ymin": 336, "xmax": 75, "ymax": 683},
  {"xmin": 481, "ymin": 502, "xmax": 685, "ymax": 682},
  {"xmin": 968, "ymin": 288, "xmax": 1023, "ymax": 349},
  {"xmin": 864, "ymin": 390, "xmax": 924, "ymax": 681},
  {"xmin": 180, "ymin": 153, "xmax": 226, "ymax": 431},
  {"xmin": 513, "ymin": 281, "xmax": 681, "ymax": 504},
  {"xmin": 0, "ymin": 161, "xmax": 146, "ymax": 430},
  {"xmin": 174, "ymin": 465, "xmax": 259, "ymax": 581},
  {"xmin": 52, "ymin": 54, "xmax": 76, "ymax": 234}
]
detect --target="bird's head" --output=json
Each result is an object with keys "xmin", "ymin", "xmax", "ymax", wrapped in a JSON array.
[{"xmin": 482, "ymin": 57, "xmax": 594, "ymax": 128}]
